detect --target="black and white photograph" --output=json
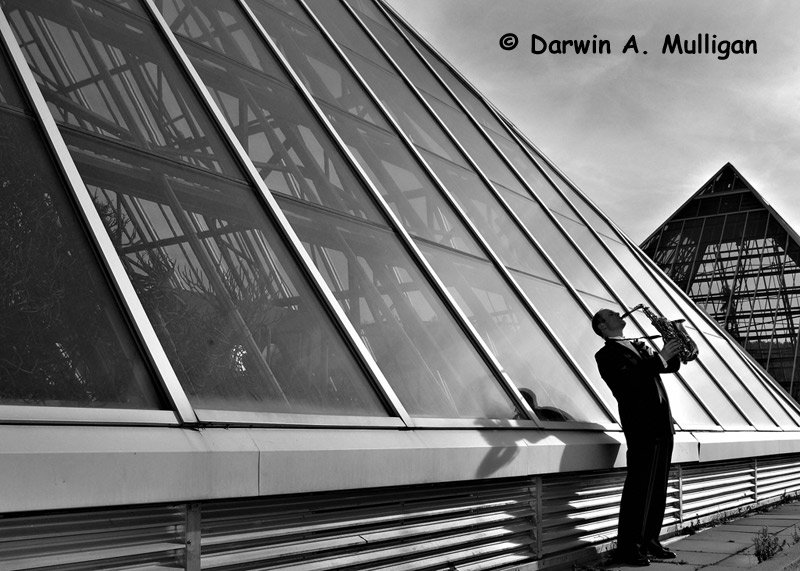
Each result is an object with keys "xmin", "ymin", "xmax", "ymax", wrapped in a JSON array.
[{"xmin": 2, "ymin": 0, "xmax": 800, "ymax": 568}]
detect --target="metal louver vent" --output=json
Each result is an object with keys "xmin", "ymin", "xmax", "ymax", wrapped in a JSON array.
[
  {"xmin": 540, "ymin": 469, "xmax": 680, "ymax": 557},
  {"xmin": 680, "ymin": 460, "xmax": 755, "ymax": 522},
  {"xmin": 0, "ymin": 504, "xmax": 185, "ymax": 570},
  {"xmin": 200, "ymin": 479, "xmax": 537, "ymax": 570},
  {"xmin": 756, "ymin": 457, "xmax": 800, "ymax": 502}
]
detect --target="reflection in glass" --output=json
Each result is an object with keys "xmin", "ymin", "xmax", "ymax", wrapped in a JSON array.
[
  {"xmin": 183, "ymin": 43, "xmax": 384, "ymax": 223},
  {"xmin": 419, "ymin": 243, "xmax": 611, "ymax": 423},
  {"xmin": 502, "ymin": 190, "xmax": 609, "ymax": 297},
  {"xmin": 3, "ymin": 0, "xmax": 239, "ymax": 177},
  {"xmin": 281, "ymin": 199, "xmax": 520, "ymax": 419},
  {"xmin": 65, "ymin": 132, "xmax": 384, "ymax": 415},
  {"xmin": 0, "ymin": 109, "xmax": 162, "ymax": 409},
  {"xmin": 510, "ymin": 272, "xmax": 618, "ymax": 416},
  {"xmin": 7, "ymin": 0, "xmax": 386, "ymax": 416},
  {"xmin": 250, "ymin": 0, "xmax": 390, "ymax": 130},
  {"xmin": 338, "ymin": 115, "xmax": 483, "ymax": 253},
  {"xmin": 0, "ymin": 43, "xmax": 25, "ymax": 109},
  {"xmin": 421, "ymin": 151, "xmax": 558, "ymax": 281}
]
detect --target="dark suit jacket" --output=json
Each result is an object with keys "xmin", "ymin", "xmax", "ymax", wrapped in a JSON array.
[{"xmin": 595, "ymin": 340, "xmax": 681, "ymax": 444}]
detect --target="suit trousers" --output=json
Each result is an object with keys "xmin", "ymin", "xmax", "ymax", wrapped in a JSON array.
[{"xmin": 617, "ymin": 436, "xmax": 674, "ymax": 552}]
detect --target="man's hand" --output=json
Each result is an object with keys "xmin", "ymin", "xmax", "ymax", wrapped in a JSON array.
[{"xmin": 659, "ymin": 339, "xmax": 682, "ymax": 361}]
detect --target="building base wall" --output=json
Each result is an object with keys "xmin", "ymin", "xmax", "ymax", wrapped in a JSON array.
[{"xmin": 4, "ymin": 426, "xmax": 800, "ymax": 569}]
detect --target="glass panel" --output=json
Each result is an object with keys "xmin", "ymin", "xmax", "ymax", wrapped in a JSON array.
[
  {"xmin": 65, "ymin": 131, "xmax": 384, "ymax": 415},
  {"xmin": 421, "ymin": 150, "xmax": 559, "ymax": 281},
  {"xmin": 261, "ymin": 0, "xmax": 314, "ymax": 24},
  {"xmin": 345, "ymin": 51, "xmax": 462, "ymax": 164},
  {"xmin": 659, "ymin": 375, "xmax": 717, "ymax": 429},
  {"xmin": 510, "ymin": 272, "xmax": 618, "ymax": 417},
  {"xmin": 245, "ymin": 0, "xmax": 488, "ymax": 258},
  {"xmin": 0, "ymin": 108, "xmax": 162, "ymax": 409},
  {"xmin": 517, "ymin": 137, "xmax": 621, "ymax": 235},
  {"xmin": 400, "ymin": 27, "xmax": 510, "ymax": 137},
  {"xmin": 156, "ymin": 0, "xmax": 288, "ymax": 80},
  {"xmin": 598, "ymin": 236, "xmax": 763, "ymax": 428},
  {"xmin": 575, "ymin": 290, "xmax": 717, "ymax": 430},
  {"xmin": 571, "ymin": 213, "xmax": 772, "ymax": 427},
  {"xmin": 7, "ymin": 0, "xmax": 387, "ymax": 416},
  {"xmin": 712, "ymin": 331, "xmax": 798, "ymax": 426},
  {"xmin": 684, "ymin": 324, "xmax": 775, "ymax": 428},
  {"xmin": 485, "ymin": 129, "xmax": 578, "ymax": 217},
  {"xmin": 0, "ymin": 42, "xmax": 25, "ymax": 109},
  {"xmin": 281, "ymin": 199, "xmax": 521, "ymax": 419},
  {"xmin": 427, "ymin": 97, "xmax": 526, "ymax": 195},
  {"xmin": 306, "ymin": 0, "xmax": 386, "ymax": 66},
  {"xmin": 3, "ymin": 0, "xmax": 240, "ymax": 177},
  {"xmin": 249, "ymin": 0, "xmax": 391, "ymax": 130},
  {"xmin": 398, "ymin": 12, "xmax": 611, "ymax": 233},
  {"xmin": 340, "ymin": 0, "xmax": 451, "ymax": 102},
  {"xmin": 295, "ymin": 0, "xmax": 461, "ymax": 163},
  {"xmin": 418, "ymin": 242, "xmax": 611, "ymax": 423},
  {"xmin": 501, "ymin": 189, "xmax": 610, "ymax": 298},
  {"xmin": 342, "ymin": 0, "xmax": 385, "ymax": 23},
  {"xmin": 182, "ymin": 41, "xmax": 384, "ymax": 223},
  {"xmin": 326, "ymin": 108, "xmax": 482, "ymax": 255},
  {"xmin": 337, "ymin": 1, "xmax": 582, "ymax": 223}
]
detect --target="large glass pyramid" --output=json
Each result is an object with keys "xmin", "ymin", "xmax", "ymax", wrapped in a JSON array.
[
  {"xmin": 642, "ymin": 163, "xmax": 800, "ymax": 402},
  {"xmin": 1, "ymin": 0, "xmax": 798, "ymax": 433}
]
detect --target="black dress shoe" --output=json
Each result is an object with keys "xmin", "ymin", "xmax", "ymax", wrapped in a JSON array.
[
  {"xmin": 615, "ymin": 550, "xmax": 650, "ymax": 566},
  {"xmin": 646, "ymin": 542, "xmax": 676, "ymax": 559}
]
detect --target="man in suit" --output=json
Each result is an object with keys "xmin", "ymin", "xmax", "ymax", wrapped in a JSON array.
[{"xmin": 592, "ymin": 308, "xmax": 683, "ymax": 566}]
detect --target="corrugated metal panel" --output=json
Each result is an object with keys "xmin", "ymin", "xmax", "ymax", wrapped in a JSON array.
[
  {"xmin": 200, "ymin": 479, "xmax": 537, "ymax": 570},
  {"xmin": 540, "ymin": 469, "xmax": 679, "ymax": 556},
  {"xmin": 757, "ymin": 457, "xmax": 800, "ymax": 501},
  {"xmin": 0, "ymin": 504, "xmax": 186, "ymax": 570},
  {"xmin": 6, "ymin": 454, "xmax": 800, "ymax": 570},
  {"xmin": 680, "ymin": 460, "xmax": 755, "ymax": 521}
]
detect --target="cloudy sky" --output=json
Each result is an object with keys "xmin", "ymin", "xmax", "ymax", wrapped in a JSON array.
[{"xmin": 385, "ymin": 0, "xmax": 800, "ymax": 243}]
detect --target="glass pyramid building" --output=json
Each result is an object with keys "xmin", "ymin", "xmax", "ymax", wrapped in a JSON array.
[
  {"xmin": 2, "ymin": 0, "xmax": 800, "ymax": 568},
  {"xmin": 642, "ymin": 163, "xmax": 800, "ymax": 402}
]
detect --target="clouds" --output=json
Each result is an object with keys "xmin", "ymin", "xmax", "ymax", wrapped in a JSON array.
[{"xmin": 386, "ymin": 0, "xmax": 800, "ymax": 241}]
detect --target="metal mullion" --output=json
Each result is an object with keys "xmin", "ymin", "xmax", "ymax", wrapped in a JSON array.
[
  {"xmin": 789, "ymin": 313, "xmax": 800, "ymax": 401},
  {"xmin": 299, "ymin": 0, "xmax": 621, "ymax": 424},
  {"xmin": 240, "ymin": 0, "xmax": 542, "ymax": 426},
  {"xmin": 721, "ymin": 226, "xmax": 748, "ymax": 333},
  {"xmin": 276, "ymin": 0, "xmax": 564, "ymax": 424},
  {"xmin": 417, "ymin": 34, "xmax": 773, "ymax": 428},
  {"xmin": 682, "ymin": 218, "xmax": 707, "ymax": 292},
  {"xmin": 741, "ymin": 216, "xmax": 778, "ymax": 352},
  {"xmin": 666, "ymin": 219, "xmax": 689, "ymax": 287},
  {"xmin": 714, "ymin": 212, "xmax": 783, "ymax": 426},
  {"xmin": 698, "ymin": 214, "xmax": 730, "ymax": 315},
  {"xmin": 764, "ymin": 234, "xmax": 792, "ymax": 373},
  {"xmin": 142, "ymin": 0, "xmax": 411, "ymax": 427},
  {"xmin": 0, "ymin": 8, "xmax": 196, "ymax": 424},
  {"xmin": 363, "ymin": 0, "xmax": 730, "ymax": 428},
  {"xmin": 388, "ymin": 16, "xmax": 777, "ymax": 426},
  {"xmin": 523, "ymin": 130, "xmax": 800, "ymax": 421},
  {"xmin": 240, "ymin": 0, "xmax": 539, "ymax": 426},
  {"xmin": 503, "ymin": 116, "xmax": 800, "ymax": 422}
]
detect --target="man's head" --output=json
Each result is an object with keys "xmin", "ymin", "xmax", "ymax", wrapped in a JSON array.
[{"xmin": 592, "ymin": 308, "xmax": 626, "ymax": 338}]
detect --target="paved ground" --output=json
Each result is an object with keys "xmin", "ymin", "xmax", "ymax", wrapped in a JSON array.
[{"xmin": 598, "ymin": 502, "xmax": 800, "ymax": 570}]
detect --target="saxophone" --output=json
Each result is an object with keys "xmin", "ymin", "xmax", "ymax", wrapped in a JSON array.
[{"xmin": 620, "ymin": 304, "xmax": 699, "ymax": 364}]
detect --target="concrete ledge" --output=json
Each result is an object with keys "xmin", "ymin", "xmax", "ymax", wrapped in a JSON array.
[
  {"xmin": 693, "ymin": 431, "xmax": 800, "ymax": 462},
  {"xmin": 2, "ymin": 426, "xmax": 798, "ymax": 513}
]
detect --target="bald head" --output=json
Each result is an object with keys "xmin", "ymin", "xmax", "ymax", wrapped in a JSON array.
[{"xmin": 592, "ymin": 308, "xmax": 625, "ymax": 338}]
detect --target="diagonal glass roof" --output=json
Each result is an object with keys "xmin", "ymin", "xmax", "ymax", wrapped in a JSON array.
[{"xmin": 0, "ymin": 0, "xmax": 798, "ymax": 430}]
